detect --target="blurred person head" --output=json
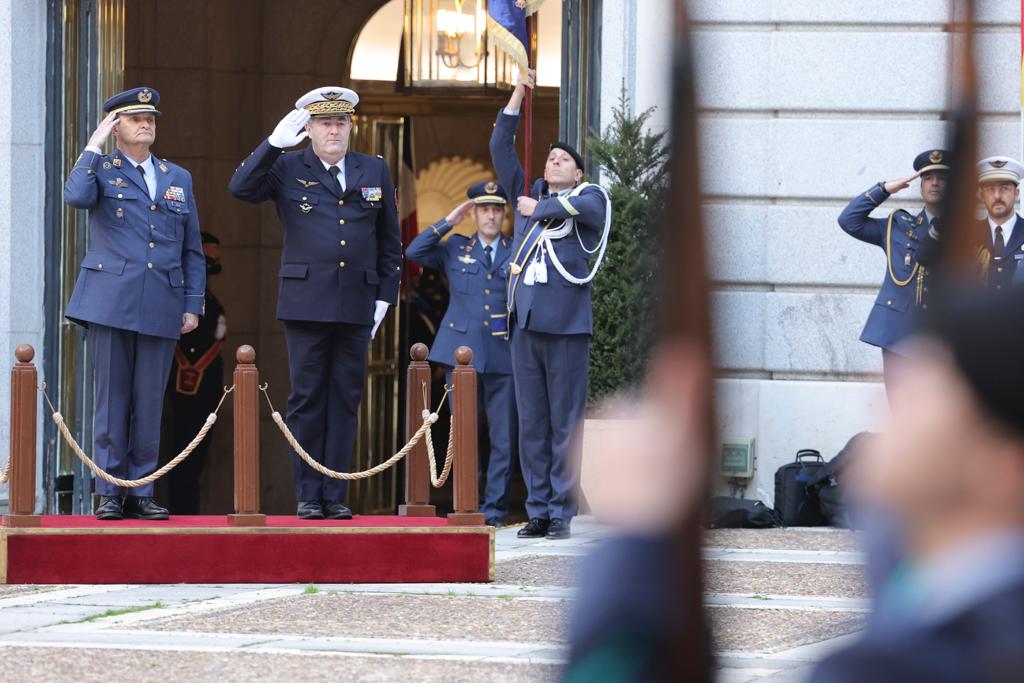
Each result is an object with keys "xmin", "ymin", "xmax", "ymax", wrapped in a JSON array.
[{"xmin": 856, "ymin": 289, "xmax": 1024, "ymax": 558}]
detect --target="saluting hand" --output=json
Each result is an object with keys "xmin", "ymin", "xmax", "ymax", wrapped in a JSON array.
[
  {"xmin": 87, "ymin": 111, "xmax": 120, "ymax": 149},
  {"xmin": 884, "ymin": 171, "xmax": 921, "ymax": 195},
  {"xmin": 268, "ymin": 109, "xmax": 311, "ymax": 149},
  {"xmin": 517, "ymin": 196, "xmax": 538, "ymax": 217},
  {"xmin": 445, "ymin": 200, "xmax": 474, "ymax": 226},
  {"xmin": 181, "ymin": 313, "xmax": 199, "ymax": 335}
]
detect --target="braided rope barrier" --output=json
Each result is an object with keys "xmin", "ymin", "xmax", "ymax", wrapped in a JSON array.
[
  {"xmin": 261, "ymin": 381, "xmax": 455, "ymax": 484},
  {"xmin": 42, "ymin": 383, "xmax": 234, "ymax": 488}
]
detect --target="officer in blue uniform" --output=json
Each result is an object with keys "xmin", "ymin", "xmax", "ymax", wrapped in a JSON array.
[
  {"xmin": 838, "ymin": 149, "xmax": 949, "ymax": 394},
  {"xmin": 406, "ymin": 181, "xmax": 517, "ymax": 527},
  {"xmin": 490, "ymin": 69, "xmax": 611, "ymax": 540},
  {"xmin": 228, "ymin": 87, "xmax": 402, "ymax": 520},
  {"xmin": 64, "ymin": 87, "xmax": 206, "ymax": 521}
]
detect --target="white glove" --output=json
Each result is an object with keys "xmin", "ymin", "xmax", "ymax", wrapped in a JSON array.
[
  {"xmin": 371, "ymin": 300, "xmax": 390, "ymax": 339},
  {"xmin": 268, "ymin": 109, "xmax": 310, "ymax": 148}
]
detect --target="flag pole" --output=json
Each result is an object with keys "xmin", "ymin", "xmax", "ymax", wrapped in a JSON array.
[{"xmin": 523, "ymin": 12, "xmax": 536, "ymax": 191}]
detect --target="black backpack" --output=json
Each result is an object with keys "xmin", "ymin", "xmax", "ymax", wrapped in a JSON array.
[
  {"xmin": 705, "ymin": 496, "xmax": 783, "ymax": 529},
  {"xmin": 774, "ymin": 449, "xmax": 827, "ymax": 526}
]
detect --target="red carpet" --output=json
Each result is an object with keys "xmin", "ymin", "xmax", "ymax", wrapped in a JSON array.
[{"xmin": 1, "ymin": 516, "xmax": 493, "ymax": 585}]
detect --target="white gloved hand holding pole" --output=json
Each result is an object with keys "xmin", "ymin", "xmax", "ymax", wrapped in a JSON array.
[
  {"xmin": 371, "ymin": 300, "xmax": 390, "ymax": 339},
  {"xmin": 268, "ymin": 109, "xmax": 311, "ymax": 149}
]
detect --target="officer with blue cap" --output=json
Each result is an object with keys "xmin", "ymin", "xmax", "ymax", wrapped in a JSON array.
[
  {"xmin": 490, "ymin": 69, "xmax": 613, "ymax": 540},
  {"xmin": 229, "ymin": 86, "xmax": 403, "ymax": 520},
  {"xmin": 64, "ymin": 86, "xmax": 206, "ymax": 520},
  {"xmin": 837, "ymin": 148, "xmax": 950, "ymax": 395},
  {"xmin": 406, "ymin": 180, "xmax": 517, "ymax": 527}
]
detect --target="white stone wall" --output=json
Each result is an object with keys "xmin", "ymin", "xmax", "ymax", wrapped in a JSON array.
[
  {"xmin": 0, "ymin": 0, "xmax": 47, "ymax": 509},
  {"xmin": 600, "ymin": 0, "xmax": 1021, "ymax": 503}
]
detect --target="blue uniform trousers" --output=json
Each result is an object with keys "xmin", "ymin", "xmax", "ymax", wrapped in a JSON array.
[
  {"xmin": 446, "ymin": 369, "xmax": 518, "ymax": 522},
  {"xmin": 90, "ymin": 324, "xmax": 176, "ymax": 497},
  {"xmin": 283, "ymin": 320, "xmax": 371, "ymax": 503},
  {"xmin": 510, "ymin": 328, "xmax": 589, "ymax": 521}
]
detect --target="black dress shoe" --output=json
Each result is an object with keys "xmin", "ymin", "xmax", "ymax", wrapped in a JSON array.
[
  {"xmin": 123, "ymin": 496, "xmax": 169, "ymax": 521},
  {"xmin": 297, "ymin": 501, "xmax": 324, "ymax": 520},
  {"xmin": 485, "ymin": 517, "xmax": 506, "ymax": 528},
  {"xmin": 546, "ymin": 518, "xmax": 570, "ymax": 539},
  {"xmin": 517, "ymin": 518, "xmax": 550, "ymax": 538},
  {"xmin": 323, "ymin": 502, "xmax": 353, "ymax": 520},
  {"xmin": 95, "ymin": 495, "xmax": 124, "ymax": 521}
]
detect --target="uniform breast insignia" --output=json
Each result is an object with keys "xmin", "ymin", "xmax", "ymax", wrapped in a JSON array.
[
  {"xmin": 361, "ymin": 187, "xmax": 383, "ymax": 202},
  {"xmin": 102, "ymin": 161, "xmax": 112, "ymax": 170},
  {"xmin": 112, "ymin": 158, "xmax": 121, "ymax": 168},
  {"xmin": 458, "ymin": 254, "xmax": 477, "ymax": 265},
  {"xmin": 164, "ymin": 186, "xmax": 186, "ymax": 203},
  {"xmin": 115, "ymin": 207, "xmax": 124, "ymax": 219},
  {"xmin": 916, "ymin": 215, "xmax": 923, "ymax": 225},
  {"xmin": 158, "ymin": 162, "xmax": 169, "ymax": 174},
  {"xmin": 296, "ymin": 178, "xmax": 320, "ymax": 188},
  {"xmin": 299, "ymin": 202, "xmax": 314, "ymax": 214},
  {"xmin": 108, "ymin": 177, "xmax": 128, "ymax": 188},
  {"xmin": 904, "ymin": 253, "xmax": 912, "ymax": 267}
]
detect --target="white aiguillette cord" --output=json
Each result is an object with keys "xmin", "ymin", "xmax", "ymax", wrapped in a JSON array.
[{"xmin": 525, "ymin": 182, "xmax": 612, "ymax": 287}]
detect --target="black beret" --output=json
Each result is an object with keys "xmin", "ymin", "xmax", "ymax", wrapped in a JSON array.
[
  {"xmin": 467, "ymin": 180, "xmax": 507, "ymax": 205},
  {"xmin": 103, "ymin": 87, "xmax": 161, "ymax": 116},
  {"xmin": 549, "ymin": 141, "xmax": 584, "ymax": 171}
]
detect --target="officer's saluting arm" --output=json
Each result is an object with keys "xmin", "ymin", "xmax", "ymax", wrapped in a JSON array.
[
  {"xmin": 64, "ymin": 149, "xmax": 104, "ymax": 209},
  {"xmin": 530, "ymin": 186, "xmax": 606, "ymax": 242},
  {"xmin": 181, "ymin": 184, "xmax": 206, "ymax": 316},
  {"xmin": 229, "ymin": 110, "xmax": 312, "ymax": 203},
  {"xmin": 838, "ymin": 172, "xmax": 920, "ymax": 247},
  {"xmin": 406, "ymin": 219, "xmax": 453, "ymax": 272},
  {"xmin": 228, "ymin": 138, "xmax": 287, "ymax": 203},
  {"xmin": 375, "ymin": 161, "xmax": 403, "ymax": 305}
]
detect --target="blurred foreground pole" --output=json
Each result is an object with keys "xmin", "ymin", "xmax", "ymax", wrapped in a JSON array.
[{"xmin": 655, "ymin": 0, "xmax": 715, "ymax": 679}]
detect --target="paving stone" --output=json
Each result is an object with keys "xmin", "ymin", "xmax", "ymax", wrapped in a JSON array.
[
  {"xmin": 704, "ymin": 560, "xmax": 868, "ymax": 599},
  {"xmin": 150, "ymin": 592, "xmax": 571, "ymax": 644},
  {"xmin": 710, "ymin": 606, "xmax": 865, "ymax": 654},
  {"xmin": 0, "ymin": 646, "xmax": 562, "ymax": 683},
  {"xmin": 0, "ymin": 585, "xmax": 60, "ymax": 599},
  {"xmin": 495, "ymin": 555, "xmax": 581, "ymax": 588},
  {"xmin": 705, "ymin": 529, "xmax": 863, "ymax": 553}
]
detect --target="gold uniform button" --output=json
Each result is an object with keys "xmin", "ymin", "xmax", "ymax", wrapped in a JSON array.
[
  {"xmin": 149, "ymin": 204, "xmax": 157, "ymax": 211},
  {"xmin": 998, "ymin": 267, "xmax": 1004, "ymax": 273},
  {"xmin": 340, "ymin": 240, "xmax": 347, "ymax": 246},
  {"xmin": 97, "ymin": 264, "xmax": 103, "ymax": 270},
  {"xmin": 338, "ymin": 199, "xmax": 344, "ymax": 206},
  {"xmin": 483, "ymin": 321, "xmax": 490, "ymax": 327},
  {"xmin": 484, "ymin": 288, "xmax": 491, "ymax": 295},
  {"xmin": 116, "ymin": 193, "xmax": 123, "ymax": 199},
  {"xmin": 339, "ymin": 261, "xmax": 346, "ymax": 268},
  {"xmin": 461, "ymin": 267, "xmax": 466, "ymax": 273},
  {"xmin": 484, "ymin": 305, "xmax": 491, "ymax": 311},
  {"xmin": 486, "ymin": 274, "xmax": 493, "ymax": 280},
  {"xmin": 886, "ymin": 300, "xmax": 892, "ymax": 305},
  {"xmin": 449, "ymin": 322, "xmax": 454, "ymax": 328},
  {"xmin": 147, "ymin": 262, "xmax": 153, "ymax": 269},
  {"xmin": 339, "ymin": 219, "xmax": 345, "ymax": 225},
  {"xmin": 150, "ymin": 224, "xmax": 155, "ymax": 229},
  {"xmin": 302, "ymin": 196, "xmax": 308, "ymax": 201}
]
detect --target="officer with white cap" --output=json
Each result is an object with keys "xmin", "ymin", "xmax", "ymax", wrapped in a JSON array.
[
  {"xmin": 975, "ymin": 156, "xmax": 1024, "ymax": 290},
  {"xmin": 228, "ymin": 87, "xmax": 402, "ymax": 520}
]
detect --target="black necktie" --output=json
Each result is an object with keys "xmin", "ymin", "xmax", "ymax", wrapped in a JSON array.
[
  {"xmin": 137, "ymin": 164, "xmax": 146, "ymax": 179},
  {"xmin": 484, "ymin": 245, "xmax": 493, "ymax": 267},
  {"xmin": 328, "ymin": 165, "xmax": 342, "ymax": 191},
  {"xmin": 995, "ymin": 225, "xmax": 1005, "ymax": 257}
]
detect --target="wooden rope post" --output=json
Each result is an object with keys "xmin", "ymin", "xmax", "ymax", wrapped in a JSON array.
[
  {"xmin": 447, "ymin": 346, "xmax": 484, "ymax": 526},
  {"xmin": 399, "ymin": 343, "xmax": 437, "ymax": 517},
  {"xmin": 5, "ymin": 344, "xmax": 40, "ymax": 527},
  {"xmin": 227, "ymin": 345, "xmax": 266, "ymax": 527}
]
